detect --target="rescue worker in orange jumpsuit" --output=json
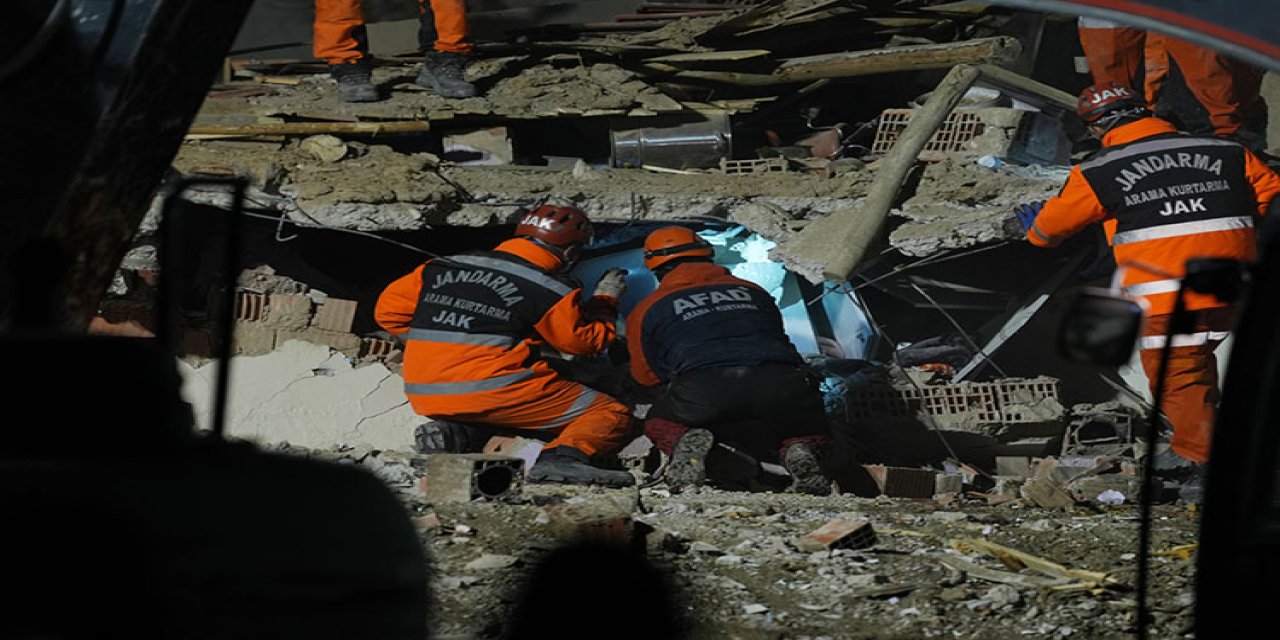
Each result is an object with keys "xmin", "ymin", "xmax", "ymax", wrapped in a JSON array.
[
  {"xmin": 1018, "ymin": 82, "xmax": 1280, "ymax": 499},
  {"xmin": 314, "ymin": 0, "xmax": 475, "ymax": 102},
  {"xmin": 625, "ymin": 227, "xmax": 841, "ymax": 495},
  {"xmin": 1077, "ymin": 18, "xmax": 1267, "ymax": 151},
  {"xmin": 375, "ymin": 205, "xmax": 635, "ymax": 487}
]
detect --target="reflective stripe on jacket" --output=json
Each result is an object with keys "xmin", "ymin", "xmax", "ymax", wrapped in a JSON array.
[
  {"xmin": 375, "ymin": 238, "xmax": 617, "ymax": 415},
  {"xmin": 1027, "ymin": 117, "xmax": 1280, "ymax": 315},
  {"xmin": 625, "ymin": 262, "xmax": 802, "ymax": 387}
]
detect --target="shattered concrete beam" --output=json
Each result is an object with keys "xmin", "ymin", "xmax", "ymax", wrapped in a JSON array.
[
  {"xmin": 642, "ymin": 37, "xmax": 1019, "ymax": 86},
  {"xmin": 773, "ymin": 63, "xmax": 983, "ymax": 283},
  {"xmin": 975, "ymin": 64, "xmax": 1077, "ymax": 112}
]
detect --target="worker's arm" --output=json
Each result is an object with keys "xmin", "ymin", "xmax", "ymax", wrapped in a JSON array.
[
  {"xmin": 625, "ymin": 304, "xmax": 663, "ymax": 387},
  {"xmin": 374, "ymin": 264, "xmax": 426, "ymax": 336},
  {"xmin": 533, "ymin": 291, "xmax": 618, "ymax": 356},
  {"xmin": 1026, "ymin": 166, "xmax": 1110, "ymax": 247},
  {"xmin": 1243, "ymin": 149, "xmax": 1280, "ymax": 216}
]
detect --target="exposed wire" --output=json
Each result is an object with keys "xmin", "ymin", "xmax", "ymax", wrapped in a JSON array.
[{"xmin": 907, "ymin": 280, "xmax": 1009, "ymax": 378}]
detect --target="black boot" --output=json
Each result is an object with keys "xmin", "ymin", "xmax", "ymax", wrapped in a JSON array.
[
  {"xmin": 780, "ymin": 439, "xmax": 834, "ymax": 496},
  {"xmin": 330, "ymin": 60, "xmax": 379, "ymax": 103},
  {"xmin": 1178, "ymin": 463, "xmax": 1207, "ymax": 505},
  {"xmin": 416, "ymin": 51, "xmax": 477, "ymax": 98},
  {"xmin": 528, "ymin": 446, "xmax": 634, "ymax": 487},
  {"xmin": 414, "ymin": 421, "xmax": 489, "ymax": 454}
]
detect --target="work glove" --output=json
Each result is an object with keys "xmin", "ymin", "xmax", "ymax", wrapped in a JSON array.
[
  {"xmin": 1014, "ymin": 201, "xmax": 1045, "ymax": 232},
  {"xmin": 593, "ymin": 268, "xmax": 628, "ymax": 300}
]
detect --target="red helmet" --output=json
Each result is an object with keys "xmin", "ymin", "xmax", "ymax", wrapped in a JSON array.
[
  {"xmin": 1077, "ymin": 82, "xmax": 1146, "ymax": 123},
  {"xmin": 643, "ymin": 226, "xmax": 714, "ymax": 271},
  {"xmin": 515, "ymin": 205, "xmax": 594, "ymax": 248}
]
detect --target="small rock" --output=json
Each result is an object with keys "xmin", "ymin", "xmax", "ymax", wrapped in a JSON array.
[
  {"xmin": 715, "ymin": 555, "xmax": 744, "ymax": 566},
  {"xmin": 743, "ymin": 603, "xmax": 769, "ymax": 615},
  {"xmin": 464, "ymin": 554, "xmax": 520, "ymax": 571},
  {"xmin": 985, "ymin": 584, "xmax": 1022, "ymax": 609},
  {"xmin": 1026, "ymin": 518, "xmax": 1059, "ymax": 532},
  {"xmin": 928, "ymin": 511, "xmax": 968, "ymax": 523},
  {"xmin": 689, "ymin": 541, "xmax": 723, "ymax": 555},
  {"xmin": 939, "ymin": 587, "xmax": 969, "ymax": 602},
  {"xmin": 301, "ymin": 135, "xmax": 348, "ymax": 163}
]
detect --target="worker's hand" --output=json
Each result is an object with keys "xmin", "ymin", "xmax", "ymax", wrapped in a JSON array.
[
  {"xmin": 1014, "ymin": 201, "xmax": 1045, "ymax": 232},
  {"xmin": 593, "ymin": 268, "xmax": 628, "ymax": 300}
]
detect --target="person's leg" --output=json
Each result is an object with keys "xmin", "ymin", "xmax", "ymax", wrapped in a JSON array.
[
  {"xmin": 1163, "ymin": 36, "xmax": 1262, "ymax": 140},
  {"xmin": 1138, "ymin": 309, "xmax": 1234, "ymax": 465},
  {"xmin": 1077, "ymin": 18, "xmax": 1147, "ymax": 90},
  {"xmin": 645, "ymin": 369, "xmax": 758, "ymax": 490},
  {"xmin": 315, "ymin": 0, "xmax": 378, "ymax": 102},
  {"xmin": 431, "ymin": 377, "xmax": 634, "ymax": 486}
]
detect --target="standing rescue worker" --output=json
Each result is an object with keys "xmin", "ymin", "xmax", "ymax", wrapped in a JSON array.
[
  {"xmin": 375, "ymin": 205, "xmax": 634, "ymax": 487},
  {"xmin": 1019, "ymin": 82, "xmax": 1280, "ymax": 498},
  {"xmin": 1076, "ymin": 18, "xmax": 1267, "ymax": 150},
  {"xmin": 625, "ymin": 227, "xmax": 840, "ymax": 495},
  {"xmin": 315, "ymin": 0, "xmax": 475, "ymax": 103}
]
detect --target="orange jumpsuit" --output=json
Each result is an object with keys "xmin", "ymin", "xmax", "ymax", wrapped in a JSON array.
[
  {"xmin": 1077, "ymin": 18, "xmax": 1265, "ymax": 139},
  {"xmin": 1028, "ymin": 117, "xmax": 1280, "ymax": 463},
  {"xmin": 314, "ymin": 0, "xmax": 472, "ymax": 65},
  {"xmin": 375, "ymin": 238, "xmax": 631, "ymax": 457}
]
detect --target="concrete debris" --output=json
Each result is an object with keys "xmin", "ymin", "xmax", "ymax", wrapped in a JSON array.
[
  {"xmin": 421, "ymin": 454, "xmax": 525, "ymax": 504},
  {"xmin": 792, "ymin": 519, "xmax": 877, "ymax": 552}
]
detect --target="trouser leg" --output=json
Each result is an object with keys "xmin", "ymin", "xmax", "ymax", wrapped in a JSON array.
[
  {"xmin": 1138, "ymin": 308, "xmax": 1235, "ymax": 464},
  {"xmin": 1077, "ymin": 18, "xmax": 1148, "ymax": 91},
  {"xmin": 314, "ymin": 0, "xmax": 368, "ymax": 64},
  {"xmin": 419, "ymin": 0, "xmax": 472, "ymax": 54}
]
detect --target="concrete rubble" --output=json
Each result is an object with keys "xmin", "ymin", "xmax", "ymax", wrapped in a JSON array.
[{"xmin": 77, "ymin": 2, "xmax": 1245, "ymax": 637}]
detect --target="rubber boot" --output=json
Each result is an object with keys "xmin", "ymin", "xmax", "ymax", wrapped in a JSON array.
[
  {"xmin": 330, "ymin": 60, "xmax": 379, "ymax": 103},
  {"xmin": 528, "ymin": 446, "xmax": 634, "ymax": 487},
  {"xmin": 415, "ymin": 51, "xmax": 477, "ymax": 98},
  {"xmin": 779, "ymin": 438, "xmax": 834, "ymax": 496},
  {"xmin": 413, "ymin": 421, "xmax": 491, "ymax": 454},
  {"xmin": 665, "ymin": 428, "xmax": 714, "ymax": 492}
]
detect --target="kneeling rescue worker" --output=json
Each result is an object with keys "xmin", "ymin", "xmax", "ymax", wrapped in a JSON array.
[
  {"xmin": 375, "ymin": 205, "xmax": 635, "ymax": 487},
  {"xmin": 626, "ymin": 226, "xmax": 843, "ymax": 495},
  {"xmin": 1018, "ymin": 82, "xmax": 1280, "ymax": 499}
]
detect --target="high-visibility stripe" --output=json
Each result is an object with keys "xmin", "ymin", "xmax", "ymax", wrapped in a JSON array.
[
  {"xmin": 1078, "ymin": 17, "xmax": 1124, "ymax": 29},
  {"xmin": 1029, "ymin": 222, "xmax": 1058, "ymax": 245},
  {"xmin": 539, "ymin": 386, "xmax": 600, "ymax": 430},
  {"xmin": 1112, "ymin": 216, "xmax": 1254, "ymax": 245},
  {"xmin": 406, "ymin": 328, "xmax": 518, "ymax": 347},
  {"xmin": 1125, "ymin": 279, "xmax": 1182, "ymax": 297},
  {"xmin": 405, "ymin": 369, "xmax": 535, "ymax": 396},
  {"xmin": 1140, "ymin": 331, "xmax": 1232, "ymax": 350},
  {"xmin": 448, "ymin": 255, "xmax": 574, "ymax": 297},
  {"xmin": 1081, "ymin": 136, "xmax": 1239, "ymax": 172}
]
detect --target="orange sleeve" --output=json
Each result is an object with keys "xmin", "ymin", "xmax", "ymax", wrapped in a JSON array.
[
  {"xmin": 1243, "ymin": 150, "xmax": 1280, "ymax": 216},
  {"xmin": 533, "ymin": 291, "xmax": 617, "ymax": 356},
  {"xmin": 625, "ymin": 302, "xmax": 662, "ymax": 387},
  {"xmin": 374, "ymin": 264, "xmax": 426, "ymax": 336},
  {"xmin": 1027, "ymin": 166, "xmax": 1110, "ymax": 247}
]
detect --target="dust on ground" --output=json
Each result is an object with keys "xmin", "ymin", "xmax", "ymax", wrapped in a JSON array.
[{"xmin": 281, "ymin": 445, "xmax": 1200, "ymax": 640}]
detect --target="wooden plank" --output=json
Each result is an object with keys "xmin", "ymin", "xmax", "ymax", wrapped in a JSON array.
[
  {"xmin": 935, "ymin": 555, "xmax": 1075, "ymax": 588},
  {"xmin": 954, "ymin": 539, "xmax": 1118, "ymax": 585},
  {"xmin": 644, "ymin": 49, "xmax": 772, "ymax": 63},
  {"xmin": 977, "ymin": 63, "xmax": 1077, "ymax": 111},
  {"xmin": 187, "ymin": 121, "xmax": 432, "ymax": 137},
  {"xmin": 641, "ymin": 37, "xmax": 1020, "ymax": 86}
]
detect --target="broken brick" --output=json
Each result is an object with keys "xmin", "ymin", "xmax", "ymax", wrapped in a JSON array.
[
  {"xmin": 863, "ymin": 465, "xmax": 938, "ymax": 499},
  {"xmin": 264, "ymin": 293, "xmax": 312, "ymax": 330},
  {"xmin": 311, "ymin": 297, "xmax": 358, "ymax": 333},
  {"xmin": 1019, "ymin": 476, "xmax": 1075, "ymax": 510},
  {"xmin": 793, "ymin": 519, "xmax": 877, "ymax": 553}
]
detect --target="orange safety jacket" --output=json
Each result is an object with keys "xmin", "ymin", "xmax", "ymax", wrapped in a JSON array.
[
  {"xmin": 1028, "ymin": 117, "xmax": 1280, "ymax": 315},
  {"xmin": 375, "ymin": 238, "xmax": 618, "ymax": 417}
]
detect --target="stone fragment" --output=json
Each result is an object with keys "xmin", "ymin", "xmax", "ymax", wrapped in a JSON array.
[
  {"xmin": 996, "ymin": 456, "xmax": 1031, "ymax": 477},
  {"xmin": 1019, "ymin": 476, "xmax": 1075, "ymax": 510},
  {"xmin": 464, "ymin": 554, "xmax": 519, "ymax": 571},
  {"xmin": 544, "ymin": 497, "xmax": 634, "ymax": 546},
  {"xmin": 301, "ymin": 135, "xmax": 348, "ymax": 162}
]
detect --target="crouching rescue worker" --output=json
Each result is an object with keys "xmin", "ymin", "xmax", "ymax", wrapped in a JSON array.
[
  {"xmin": 626, "ymin": 226, "xmax": 842, "ymax": 495},
  {"xmin": 375, "ymin": 205, "xmax": 635, "ymax": 487},
  {"xmin": 1018, "ymin": 82, "xmax": 1280, "ymax": 500}
]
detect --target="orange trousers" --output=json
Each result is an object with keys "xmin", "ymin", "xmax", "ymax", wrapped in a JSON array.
[
  {"xmin": 1138, "ymin": 307, "xmax": 1236, "ymax": 464},
  {"xmin": 1077, "ymin": 20, "xmax": 1264, "ymax": 138},
  {"xmin": 314, "ymin": 0, "xmax": 472, "ymax": 64},
  {"xmin": 415, "ymin": 372, "xmax": 633, "ymax": 458}
]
